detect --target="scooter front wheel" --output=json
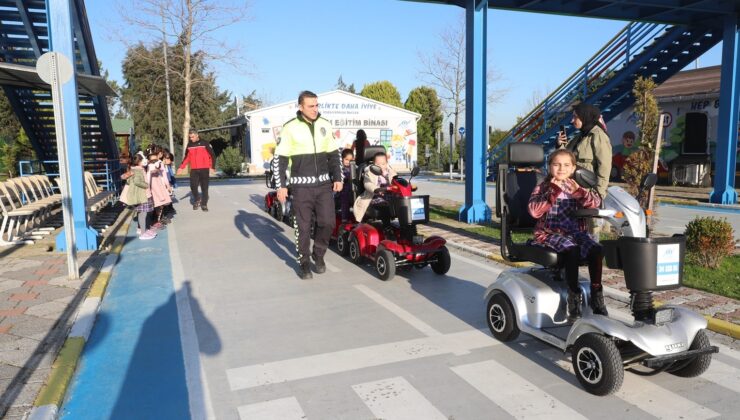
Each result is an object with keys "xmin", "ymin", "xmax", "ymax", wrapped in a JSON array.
[
  {"xmin": 336, "ymin": 232, "xmax": 349, "ymax": 256},
  {"xmin": 431, "ymin": 246, "xmax": 451, "ymax": 275},
  {"xmin": 375, "ymin": 249, "xmax": 396, "ymax": 281},
  {"xmin": 486, "ymin": 293, "xmax": 519, "ymax": 342},
  {"xmin": 667, "ymin": 329, "xmax": 712, "ymax": 378},
  {"xmin": 572, "ymin": 333, "xmax": 624, "ymax": 396},
  {"xmin": 349, "ymin": 235, "xmax": 363, "ymax": 264}
]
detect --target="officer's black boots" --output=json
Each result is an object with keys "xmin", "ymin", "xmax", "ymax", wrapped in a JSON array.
[
  {"xmin": 299, "ymin": 261, "xmax": 313, "ymax": 280},
  {"xmin": 312, "ymin": 254, "xmax": 326, "ymax": 274}
]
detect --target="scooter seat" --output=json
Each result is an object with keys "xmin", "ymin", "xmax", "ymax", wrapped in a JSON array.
[{"xmin": 509, "ymin": 242, "xmax": 559, "ymax": 267}]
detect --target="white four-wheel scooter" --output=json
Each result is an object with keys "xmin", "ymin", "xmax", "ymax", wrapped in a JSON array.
[{"xmin": 485, "ymin": 143, "xmax": 717, "ymax": 395}]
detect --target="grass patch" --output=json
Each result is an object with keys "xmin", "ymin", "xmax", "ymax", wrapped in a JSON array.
[
  {"xmin": 429, "ymin": 204, "xmax": 532, "ymax": 242},
  {"xmin": 683, "ymin": 255, "xmax": 740, "ymax": 300},
  {"xmin": 429, "ymin": 205, "xmax": 459, "ymax": 221}
]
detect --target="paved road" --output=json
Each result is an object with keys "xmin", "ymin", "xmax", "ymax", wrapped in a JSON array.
[
  {"xmin": 413, "ymin": 177, "xmax": 740, "ymax": 241},
  {"xmin": 60, "ymin": 179, "xmax": 740, "ymax": 419}
]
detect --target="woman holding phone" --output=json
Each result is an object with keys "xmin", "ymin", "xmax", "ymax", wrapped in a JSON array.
[{"xmin": 556, "ymin": 103, "xmax": 612, "ymax": 199}]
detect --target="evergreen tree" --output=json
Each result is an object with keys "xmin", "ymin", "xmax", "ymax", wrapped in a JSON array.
[
  {"xmin": 360, "ymin": 81, "xmax": 403, "ymax": 108},
  {"xmin": 404, "ymin": 86, "xmax": 442, "ymax": 166}
]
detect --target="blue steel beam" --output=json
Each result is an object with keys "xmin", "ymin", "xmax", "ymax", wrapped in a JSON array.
[
  {"xmin": 48, "ymin": 0, "xmax": 99, "ymax": 251},
  {"xmin": 14, "ymin": 0, "xmax": 44, "ymax": 58},
  {"xmin": 710, "ymin": 13, "xmax": 740, "ymax": 204},
  {"xmin": 460, "ymin": 0, "xmax": 491, "ymax": 223}
]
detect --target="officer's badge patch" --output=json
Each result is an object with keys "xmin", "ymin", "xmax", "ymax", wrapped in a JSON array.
[{"xmin": 320, "ymin": 127, "xmax": 326, "ymax": 136}]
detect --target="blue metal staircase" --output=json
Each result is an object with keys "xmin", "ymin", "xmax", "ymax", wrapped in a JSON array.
[
  {"xmin": 490, "ymin": 22, "xmax": 723, "ymax": 161},
  {"xmin": 0, "ymin": 0, "xmax": 119, "ymax": 175}
]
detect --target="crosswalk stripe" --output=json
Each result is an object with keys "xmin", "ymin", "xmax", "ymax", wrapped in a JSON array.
[
  {"xmin": 701, "ymin": 359, "xmax": 740, "ymax": 394},
  {"xmin": 451, "ymin": 359, "xmax": 587, "ymax": 419},
  {"xmin": 715, "ymin": 343, "xmax": 740, "ymax": 363},
  {"xmin": 354, "ymin": 284, "xmax": 442, "ymax": 336},
  {"xmin": 451, "ymin": 252, "xmax": 504, "ymax": 275},
  {"xmin": 237, "ymin": 397, "xmax": 306, "ymax": 420},
  {"xmin": 537, "ymin": 348, "xmax": 720, "ymax": 419},
  {"xmin": 226, "ymin": 329, "xmax": 495, "ymax": 391},
  {"xmin": 352, "ymin": 376, "xmax": 447, "ymax": 420}
]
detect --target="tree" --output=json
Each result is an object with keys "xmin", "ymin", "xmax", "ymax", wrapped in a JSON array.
[
  {"xmin": 489, "ymin": 128, "xmax": 507, "ymax": 151},
  {"xmin": 623, "ymin": 76, "xmax": 660, "ymax": 199},
  {"xmin": 116, "ymin": 0, "xmax": 250, "ymax": 159},
  {"xmin": 418, "ymin": 13, "xmax": 506, "ymax": 151},
  {"xmin": 120, "ymin": 42, "xmax": 235, "ymax": 158},
  {"xmin": 335, "ymin": 75, "xmax": 356, "ymax": 94},
  {"xmin": 405, "ymin": 86, "xmax": 442, "ymax": 167},
  {"xmin": 0, "ymin": 92, "xmax": 32, "ymax": 178},
  {"xmin": 99, "ymin": 61, "xmax": 123, "ymax": 118},
  {"xmin": 360, "ymin": 81, "xmax": 403, "ymax": 108}
]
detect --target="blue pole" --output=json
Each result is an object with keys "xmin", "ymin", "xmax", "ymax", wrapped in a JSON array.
[
  {"xmin": 710, "ymin": 14, "xmax": 740, "ymax": 204},
  {"xmin": 48, "ymin": 0, "xmax": 99, "ymax": 251},
  {"xmin": 460, "ymin": 0, "xmax": 491, "ymax": 223}
]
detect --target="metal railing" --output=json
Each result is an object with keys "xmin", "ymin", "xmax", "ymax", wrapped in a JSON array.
[
  {"xmin": 490, "ymin": 22, "xmax": 670, "ymax": 160},
  {"xmin": 18, "ymin": 159, "xmax": 124, "ymax": 193}
]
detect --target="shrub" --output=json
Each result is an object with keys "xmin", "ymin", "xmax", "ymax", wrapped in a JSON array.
[
  {"xmin": 685, "ymin": 216, "xmax": 735, "ymax": 269},
  {"xmin": 216, "ymin": 146, "xmax": 244, "ymax": 176}
]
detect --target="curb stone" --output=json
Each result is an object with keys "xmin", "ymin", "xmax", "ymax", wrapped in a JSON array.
[
  {"xmin": 28, "ymin": 211, "xmax": 132, "ymax": 420},
  {"xmin": 443, "ymin": 238, "xmax": 740, "ymax": 340}
]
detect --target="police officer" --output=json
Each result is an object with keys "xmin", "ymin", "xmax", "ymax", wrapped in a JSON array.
[{"xmin": 274, "ymin": 91, "xmax": 342, "ymax": 279}]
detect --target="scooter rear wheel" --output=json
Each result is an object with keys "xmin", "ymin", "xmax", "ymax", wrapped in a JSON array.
[
  {"xmin": 667, "ymin": 329, "xmax": 712, "ymax": 378},
  {"xmin": 572, "ymin": 333, "xmax": 624, "ymax": 396},
  {"xmin": 349, "ymin": 235, "xmax": 363, "ymax": 264},
  {"xmin": 336, "ymin": 232, "xmax": 349, "ymax": 256},
  {"xmin": 486, "ymin": 293, "xmax": 519, "ymax": 342}
]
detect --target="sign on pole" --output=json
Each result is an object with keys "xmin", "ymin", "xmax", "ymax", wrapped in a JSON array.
[
  {"xmin": 37, "ymin": 51, "xmax": 79, "ymax": 280},
  {"xmin": 459, "ymin": 126, "xmax": 466, "ymax": 136}
]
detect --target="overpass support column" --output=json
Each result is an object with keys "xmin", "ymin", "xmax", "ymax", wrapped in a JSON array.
[
  {"xmin": 460, "ymin": 0, "xmax": 491, "ymax": 223},
  {"xmin": 711, "ymin": 14, "xmax": 740, "ymax": 204},
  {"xmin": 48, "ymin": 0, "xmax": 99, "ymax": 250}
]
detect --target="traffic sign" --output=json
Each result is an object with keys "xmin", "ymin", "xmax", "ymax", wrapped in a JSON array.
[{"xmin": 459, "ymin": 126, "xmax": 465, "ymax": 136}]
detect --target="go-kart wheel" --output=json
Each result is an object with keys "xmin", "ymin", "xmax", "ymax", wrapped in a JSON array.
[
  {"xmin": 430, "ymin": 246, "xmax": 451, "ymax": 275},
  {"xmin": 271, "ymin": 203, "xmax": 281, "ymax": 220},
  {"xmin": 375, "ymin": 249, "xmax": 396, "ymax": 281},
  {"xmin": 668, "ymin": 329, "xmax": 712, "ymax": 378},
  {"xmin": 349, "ymin": 235, "xmax": 362, "ymax": 264},
  {"xmin": 336, "ymin": 232, "xmax": 349, "ymax": 256},
  {"xmin": 572, "ymin": 333, "xmax": 624, "ymax": 396},
  {"xmin": 487, "ymin": 293, "xmax": 519, "ymax": 342}
]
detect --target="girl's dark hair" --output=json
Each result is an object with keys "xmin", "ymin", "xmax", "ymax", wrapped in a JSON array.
[
  {"xmin": 163, "ymin": 151, "xmax": 174, "ymax": 160},
  {"xmin": 146, "ymin": 144, "xmax": 161, "ymax": 157},
  {"xmin": 341, "ymin": 148, "xmax": 354, "ymax": 159},
  {"xmin": 131, "ymin": 153, "xmax": 144, "ymax": 166},
  {"xmin": 373, "ymin": 152, "xmax": 387, "ymax": 162},
  {"xmin": 356, "ymin": 129, "xmax": 367, "ymax": 141},
  {"xmin": 573, "ymin": 103, "xmax": 605, "ymax": 134}
]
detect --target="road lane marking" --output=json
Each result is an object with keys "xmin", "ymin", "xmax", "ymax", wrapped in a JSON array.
[
  {"xmin": 701, "ymin": 359, "xmax": 740, "ymax": 394},
  {"xmin": 451, "ymin": 252, "xmax": 505, "ymax": 275},
  {"xmin": 451, "ymin": 359, "xmax": 587, "ymax": 419},
  {"xmin": 168, "ymin": 225, "xmax": 216, "ymax": 419},
  {"xmin": 354, "ymin": 284, "xmax": 442, "ymax": 337},
  {"xmin": 226, "ymin": 329, "xmax": 496, "ymax": 391},
  {"xmin": 352, "ymin": 376, "xmax": 447, "ymax": 420},
  {"xmin": 537, "ymin": 348, "xmax": 719, "ymax": 419},
  {"xmin": 237, "ymin": 397, "xmax": 305, "ymax": 420}
]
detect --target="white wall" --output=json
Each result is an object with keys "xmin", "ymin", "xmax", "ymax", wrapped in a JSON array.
[{"xmin": 246, "ymin": 91, "xmax": 419, "ymax": 173}]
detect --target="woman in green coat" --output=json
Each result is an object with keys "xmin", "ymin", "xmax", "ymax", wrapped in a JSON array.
[{"xmin": 558, "ymin": 103, "xmax": 612, "ymax": 198}]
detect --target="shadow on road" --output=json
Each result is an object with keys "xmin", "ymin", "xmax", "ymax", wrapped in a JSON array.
[{"xmin": 234, "ymin": 209, "xmax": 296, "ymax": 270}]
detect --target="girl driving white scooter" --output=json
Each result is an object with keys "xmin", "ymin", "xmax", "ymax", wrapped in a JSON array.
[{"xmin": 528, "ymin": 149, "xmax": 608, "ymax": 319}]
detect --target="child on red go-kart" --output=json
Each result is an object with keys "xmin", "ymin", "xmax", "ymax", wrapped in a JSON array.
[{"xmin": 353, "ymin": 152, "xmax": 398, "ymax": 227}]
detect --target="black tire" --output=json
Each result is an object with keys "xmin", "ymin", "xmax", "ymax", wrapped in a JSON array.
[
  {"xmin": 271, "ymin": 203, "xmax": 281, "ymax": 220},
  {"xmin": 572, "ymin": 334, "xmax": 624, "ymax": 396},
  {"xmin": 349, "ymin": 235, "xmax": 362, "ymax": 264},
  {"xmin": 336, "ymin": 232, "xmax": 349, "ymax": 256},
  {"xmin": 669, "ymin": 329, "xmax": 712, "ymax": 378},
  {"xmin": 430, "ymin": 246, "xmax": 451, "ymax": 275},
  {"xmin": 375, "ymin": 249, "xmax": 396, "ymax": 281},
  {"xmin": 486, "ymin": 293, "xmax": 519, "ymax": 342}
]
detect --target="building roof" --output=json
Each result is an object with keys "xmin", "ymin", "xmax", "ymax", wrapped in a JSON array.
[
  {"xmin": 244, "ymin": 90, "xmax": 421, "ymax": 119},
  {"xmin": 653, "ymin": 65, "xmax": 720, "ymax": 101}
]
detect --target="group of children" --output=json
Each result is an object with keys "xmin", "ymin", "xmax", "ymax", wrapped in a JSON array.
[
  {"xmin": 337, "ymin": 147, "xmax": 396, "ymax": 225},
  {"xmin": 120, "ymin": 145, "xmax": 177, "ymax": 240}
]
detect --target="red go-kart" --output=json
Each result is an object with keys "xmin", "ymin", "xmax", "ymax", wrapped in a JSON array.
[{"xmin": 346, "ymin": 166, "xmax": 450, "ymax": 280}]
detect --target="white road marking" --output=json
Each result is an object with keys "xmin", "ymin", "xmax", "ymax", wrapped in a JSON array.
[
  {"xmin": 226, "ymin": 329, "xmax": 496, "ymax": 391},
  {"xmin": 352, "ymin": 376, "xmax": 447, "ymax": 420},
  {"xmin": 325, "ymin": 259, "xmax": 340, "ymax": 273},
  {"xmin": 537, "ymin": 348, "xmax": 720, "ymax": 419},
  {"xmin": 237, "ymin": 397, "xmax": 305, "ymax": 420},
  {"xmin": 168, "ymin": 226, "xmax": 216, "ymax": 419},
  {"xmin": 701, "ymin": 359, "xmax": 740, "ymax": 394},
  {"xmin": 451, "ymin": 359, "xmax": 587, "ymax": 419},
  {"xmin": 354, "ymin": 284, "xmax": 442, "ymax": 337},
  {"xmin": 451, "ymin": 252, "xmax": 504, "ymax": 275}
]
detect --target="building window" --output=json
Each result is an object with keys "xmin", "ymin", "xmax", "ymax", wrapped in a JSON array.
[{"xmin": 380, "ymin": 129, "xmax": 392, "ymax": 148}]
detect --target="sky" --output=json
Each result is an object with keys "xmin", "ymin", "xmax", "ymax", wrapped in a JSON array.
[{"xmin": 85, "ymin": 0, "xmax": 723, "ymax": 130}]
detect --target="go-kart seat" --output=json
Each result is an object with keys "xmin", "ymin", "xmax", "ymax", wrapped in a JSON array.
[
  {"xmin": 352, "ymin": 145, "xmax": 390, "ymax": 223},
  {"xmin": 497, "ymin": 143, "xmax": 560, "ymax": 267}
]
